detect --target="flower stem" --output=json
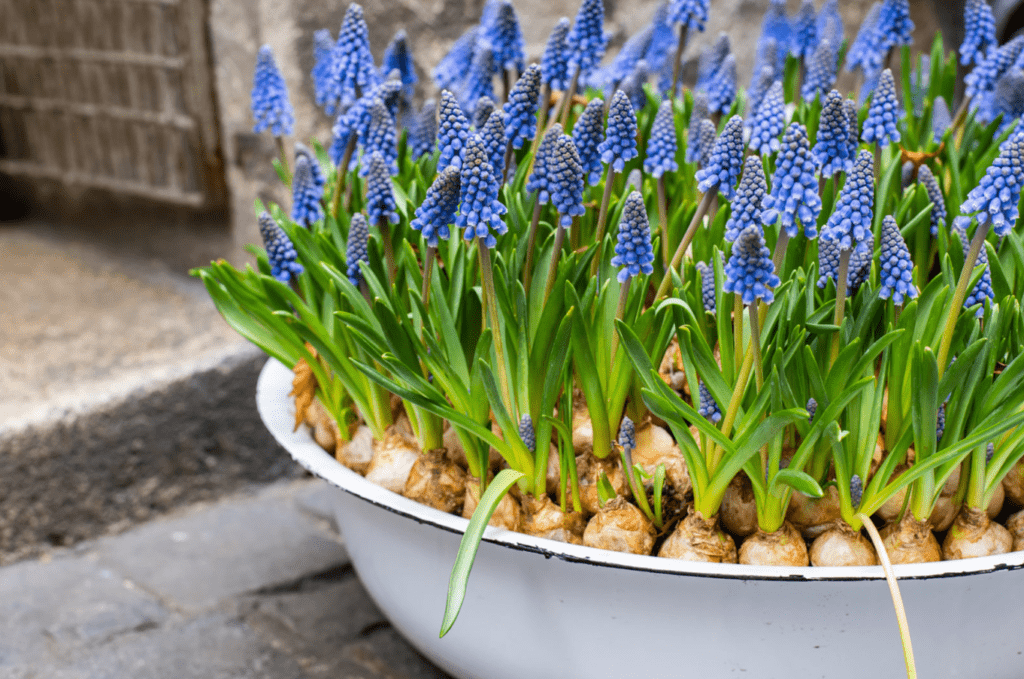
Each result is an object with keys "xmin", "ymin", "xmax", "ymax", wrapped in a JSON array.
[
  {"xmin": 830, "ymin": 247, "xmax": 853, "ymax": 367},
  {"xmin": 479, "ymin": 241, "xmax": 515, "ymax": 419},
  {"xmin": 609, "ymin": 276, "xmax": 632, "ymax": 369},
  {"xmin": 421, "ymin": 245, "xmax": 436, "ymax": 310},
  {"xmin": 543, "ymin": 224, "xmax": 567, "ymax": 306},
  {"xmin": 670, "ymin": 25, "xmax": 689, "ymax": 101},
  {"xmin": 657, "ymin": 176, "xmax": 670, "ymax": 269},
  {"xmin": 711, "ymin": 342, "xmax": 755, "ymax": 472},
  {"xmin": 771, "ymin": 229, "xmax": 790, "ymax": 283},
  {"xmin": 332, "ymin": 135, "xmax": 357, "ymax": 218},
  {"xmin": 655, "ymin": 189, "xmax": 716, "ymax": 300},
  {"xmin": 937, "ymin": 222, "xmax": 988, "ymax": 377},
  {"xmin": 275, "ymin": 136, "xmax": 292, "ymax": 187},
  {"xmin": 523, "ymin": 198, "xmax": 543, "ymax": 293},
  {"xmin": 748, "ymin": 302, "xmax": 763, "ymax": 391},
  {"xmin": 856, "ymin": 512, "xmax": 917, "ymax": 679},
  {"xmin": 733, "ymin": 293, "xmax": 744, "ymax": 378},
  {"xmin": 591, "ymin": 168, "xmax": 617, "ymax": 276},
  {"xmin": 529, "ymin": 84, "xmax": 552, "ymax": 163},
  {"xmin": 502, "ymin": 140, "xmax": 514, "ymax": 185},
  {"xmin": 379, "ymin": 218, "xmax": 397, "ymax": 287},
  {"xmin": 557, "ymin": 68, "xmax": 581, "ymax": 129}
]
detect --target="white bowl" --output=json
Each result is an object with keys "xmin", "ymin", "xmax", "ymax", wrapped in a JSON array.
[{"xmin": 257, "ymin": 357, "xmax": 1024, "ymax": 679}]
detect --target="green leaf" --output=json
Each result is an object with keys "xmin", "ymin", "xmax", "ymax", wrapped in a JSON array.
[
  {"xmin": 440, "ymin": 468, "xmax": 525, "ymax": 637},
  {"xmin": 771, "ymin": 469, "xmax": 824, "ymax": 498}
]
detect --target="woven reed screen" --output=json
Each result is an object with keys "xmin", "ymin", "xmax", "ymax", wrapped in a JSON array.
[{"xmin": 0, "ymin": 0, "xmax": 224, "ymax": 208}]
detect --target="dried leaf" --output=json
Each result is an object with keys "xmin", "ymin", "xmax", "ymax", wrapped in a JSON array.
[{"xmin": 289, "ymin": 344, "xmax": 319, "ymax": 431}]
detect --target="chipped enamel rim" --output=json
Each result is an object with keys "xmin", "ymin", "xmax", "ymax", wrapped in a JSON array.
[{"xmin": 257, "ymin": 357, "xmax": 1024, "ymax": 582}]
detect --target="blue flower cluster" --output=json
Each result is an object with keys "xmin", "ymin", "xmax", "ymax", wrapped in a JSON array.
[
  {"xmin": 762, "ymin": 123, "xmax": 822, "ymax": 239},
  {"xmin": 846, "ymin": 3, "xmax": 883, "ymax": 75},
  {"xmin": 706, "ymin": 54, "xmax": 737, "ymax": 115},
  {"xmin": 644, "ymin": 100, "xmax": 679, "ymax": 179},
  {"xmin": 411, "ymin": 166, "xmax": 461, "ymax": 248},
  {"xmin": 878, "ymin": 215, "xmax": 918, "ymax": 304},
  {"xmin": 312, "ymin": 30, "xmax": 335, "ymax": 107},
  {"xmin": 696, "ymin": 119, "xmax": 717, "ymax": 167},
  {"xmin": 295, "ymin": 143, "xmax": 325, "ymax": 194},
  {"xmin": 816, "ymin": 0, "xmax": 844, "ymax": 55},
  {"xmin": 747, "ymin": 62, "xmax": 777, "ymax": 119},
  {"xmin": 698, "ymin": 380, "xmax": 722, "ymax": 423},
  {"xmin": 696, "ymin": 260, "xmax": 716, "ymax": 314},
  {"xmin": 461, "ymin": 46, "xmax": 496, "ymax": 118},
  {"xmin": 992, "ymin": 68, "xmax": 1024, "ymax": 132},
  {"xmin": 407, "ymin": 99, "xmax": 438, "ymax": 160},
  {"xmin": 820, "ymin": 150, "xmax": 875, "ymax": 251},
  {"xmin": 748, "ymin": 80, "xmax": 785, "ymax": 155},
  {"xmin": 801, "ymin": 40, "xmax": 836, "ymax": 102},
  {"xmin": 617, "ymin": 415, "xmax": 637, "ymax": 452},
  {"xmin": 479, "ymin": 111, "xmax": 506, "ymax": 178},
  {"xmin": 346, "ymin": 213, "xmax": 369, "ymax": 286},
  {"xmin": 668, "ymin": 0, "xmax": 710, "ymax": 32},
  {"xmin": 437, "ymin": 90, "xmax": 471, "ymax": 170},
  {"xmin": 528, "ymin": 124, "xmax": 563, "ymax": 199},
  {"xmin": 877, "ymin": 0, "xmax": 914, "ymax": 48},
  {"xmin": 696, "ymin": 115, "xmax": 744, "ymax": 199},
  {"xmin": 724, "ymin": 225, "xmax": 780, "ymax": 305},
  {"xmin": 696, "ymin": 34, "xmax": 731, "ymax": 91},
  {"xmin": 365, "ymin": 152, "xmax": 399, "ymax": 225},
  {"xmin": 813, "ymin": 90, "xmax": 852, "ymax": 176},
  {"xmin": 790, "ymin": 0, "xmax": 817, "ymax": 61},
  {"xmin": 251, "ymin": 46, "xmax": 294, "ymax": 136},
  {"xmin": 861, "ymin": 69, "xmax": 902, "ymax": 146},
  {"xmin": 503, "ymin": 65, "xmax": 542, "ymax": 149},
  {"xmin": 685, "ymin": 91, "xmax": 710, "ymax": 164},
  {"xmin": 473, "ymin": 96, "xmax": 495, "ymax": 130},
  {"xmin": 291, "ymin": 155, "xmax": 323, "ymax": 227},
  {"xmin": 758, "ymin": 0, "xmax": 790, "ymax": 73},
  {"xmin": 598, "ymin": 90, "xmax": 639, "ymax": 172},
  {"xmin": 566, "ymin": 0, "xmax": 606, "ymax": 80},
  {"xmin": 360, "ymin": 98, "xmax": 397, "ymax": 176},
  {"xmin": 434, "ymin": 27, "xmax": 478, "ymax": 92},
  {"xmin": 485, "ymin": 1, "xmax": 526, "ymax": 73},
  {"xmin": 573, "ymin": 99, "xmax": 606, "ymax": 185},
  {"xmin": 323, "ymin": 4, "xmax": 379, "ymax": 114},
  {"xmin": 952, "ymin": 217, "xmax": 994, "ymax": 317},
  {"xmin": 724, "ymin": 156, "xmax": 767, "ymax": 242},
  {"xmin": 961, "ymin": 0, "xmax": 997, "ymax": 66},
  {"xmin": 456, "ymin": 135, "xmax": 508, "ymax": 248},
  {"xmin": 960, "ymin": 135, "xmax": 1024, "ymax": 237},
  {"xmin": 520, "ymin": 414, "xmax": 537, "ymax": 452},
  {"xmin": 541, "ymin": 18, "xmax": 571, "ymax": 92},
  {"xmin": 965, "ymin": 36, "xmax": 1024, "ymax": 102},
  {"xmin": 611, "ymin": 191, "xmax": 656, "ymax": 282},
  {"xmin": 381, "ymin": 30, "xmax": 417, "ymax": 97},
  {"xmin": 547, "ymin": 134, "xmax": 586, "ymax": 227},
  {"xmin": 916, "ymin": 164, "xmax": 946, "ymax": 235},
  {"xmin": 844, "ymin": 98, "xmax": 860, "ymax": 159},
  {"xmin": 259, "ymin": 212, "xmax": 303, "ymax": 283}
]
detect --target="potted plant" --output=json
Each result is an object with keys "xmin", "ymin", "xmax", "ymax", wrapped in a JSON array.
[{"xmin": 198, "ymin": 1, "xmax": 1024, "ymax": 677}]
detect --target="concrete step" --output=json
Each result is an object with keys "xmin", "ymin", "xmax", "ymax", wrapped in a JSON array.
[{"xmin": 0, "ymin": 223, "xmax": 302, "ymax": 565}]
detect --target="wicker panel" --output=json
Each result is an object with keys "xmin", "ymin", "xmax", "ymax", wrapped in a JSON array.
[{"xmin": 0, "ymin": 0, "xmax": 222, "ymax": 208}]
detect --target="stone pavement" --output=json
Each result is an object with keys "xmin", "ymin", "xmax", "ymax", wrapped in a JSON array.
[{"xmin": 0, "ymin": 478, "xmax": 452, "ymax": 679}]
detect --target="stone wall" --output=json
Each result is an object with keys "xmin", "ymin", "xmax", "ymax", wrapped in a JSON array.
[{"xmin": 207, "ymin": 0, "xmax": 941, "ymax": 263}]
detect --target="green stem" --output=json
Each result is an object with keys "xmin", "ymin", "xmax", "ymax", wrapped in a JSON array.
[
  {"xmin": 733, "ymin": 293, "xmax": 744, "ymax": 379},
  {"xmin": 609, "ymin": 276, "xmax": 632, "ymax": 369},
  {"xmin": 276, "ymin": 136, "xmax": 292, "ymax": 187},
  {"xmin": 657, "ymin": 176, "xmax": 670, "ymax": 270},
  {"xmin": 543, "ymin": 224, "xmax": 567, "ymax": 306},
  {"xmin": 830, "ymin": 247, "xmax": 853, "ymax": 367},
  {"xmin": 937, "ymin": 222, "xmax": 988, "ymax": 377},
  {"xmin": 379, "ymin": 218, "xmax": 397, "ymax": 287},
  {"xmin": 530, "ymin": 84, "xmax": 552, "ymax": 161},
  {"xmin": 710, "ymin": 345, "xmax": 754, "ymax": 473},
  {"xmin": 332, "ymin": 135, "xmax": 357, "ymax": 219},
  {"xmin": 670, "ymin": 24, "xmax": 689, "ymax": 100},
  {"xmin": 591, "ymin": 168, "xmax": 617, "ymax": 276},
  {"xmin": 771, "ymin": 229, "xmax": 790, "ymax": 282},
  {"xmin": 478, "ymin": 242, "xmax": 515, "ymax": 420},
  {"xmin": 557, "ymin": 68, "xmax": 581, "ymax": 129},
  {"xmin": 502, "ymin": 140, "xmax": 514, "ymax": 185},
  {"xmin": 655, "ymin": 189, "xmax": 716, "ymax": 300},
  {"xmin": 748, "ymin": 303, "xmax": 763, "ymax": 391},
  {"xmin": 855, "ymin": 512, "xmax": 917, "ymax": 679},
  {"xmin": 421, "ymin": 245, "xmax": 436, "ymax": 310},
  {"xmin": 523, "ymin": 198, "xmax": 543, "ymax": 293}
]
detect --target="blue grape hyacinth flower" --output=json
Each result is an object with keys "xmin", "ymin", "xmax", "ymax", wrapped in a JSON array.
[
  {"xmin": 961, "ymin": 0, "xmax": 997, "ymax": 66},
  {"xmin": 618, "ymin": 59, "xmax": 650, "ymax": 112},
  {"xmin": 790, "ymin": 0, "xmax": 818, "ymax": 61},
  {"xmin": 817, "ymin": 0, "xmax": 844, "ymax": 55},
  {"xmin": 806, "ymin": 397, "xmax": 818, "ymax": 423},
  {"xmin": 407, "ymin": 99, "xmax": 438, "ymax": 160},
  {"xmin": 802, "ymin": 40, "xmax": 837, "ymax": 103},
  {"xmin": 696, "ymin": 259, "xmax": 717, "ymax": 313},
  {"xmin": 360, "ymin": 98, "xmax": 398, "ymax": 176},
  {"xmin": 952, "ymin": 217, "xmax": 994, "ymax": 317},
  {"xmin": 696, "ymin": 115, "xmax": 745, "ymax": 199},
  {"xmin": 598, "ymin": 90, "xmax": 639, "ymax": 172},
  {"xmin": 472, "ymin": 95, "xmax": 495, "ymax": 131},
  {"xmin": 959, "ymin": 135, "xmax": 1024, "ymax": 237},
  {"xmin": 668, "ymin": 0, "xmax": 709, "ymax": 32},
  {"xmin": 748, "ymin": 80, "xmax": 785, "ymax": 155},
  {"xmin": 520, "ymin": 414, "xmax": 537, "ymax": 452},
  {"xmin": 434, "ymin": 27, "xmax": 477, "ymax": 92},
  {"xmin": 479, "ymin": 110, "xmax": 506, "ymax": 178},
  {"xmin": 844, "ymin": 98, "xmax": 861, "ymax": 160},
  {"xmin": 817, "ymin": 232, "xmax": 873, "ymax": 291},
  {"xmin": 323, "ymin": 4, "xmax": 379, "ymax": 115},
  {"xmin": 252, "ymin": 45, "xmax": 294, "ymax": 136},
  {"xmin": 696, "ymin": 34, "xmax": 731, "ymax": 91},
  {"xmin": 747, "ymin": 63, "xmax": 777, "ymax": 120},
  {"xmin": 847, "ymin": 233, "xmax": 874, "ymax": 293},
  {"xmin": 762, "ymin": 123, "xmax": 822, "ymax": 239},
  {"xmin": 724, "ymin": 155, "xmax": 767, "ymax": 242},
  {"xmin": 618, "ymin": 415, "xmax": 637, "ymax": 453},
  {"xmin": 567, "ymin": 0, "xmax": 606, "ymax": 80},
  {"xmin": 686, "ymin": 91, "xmax": 710, "ymax": 164},
  {"xmin": 541, "ymin": 18, "xmax": 571, "ymax": 92},
  {"xmin": 821, "ymin": 150, "xmax": 875, "ymax": 251},
  {"xmin": 312, "ymin": 30, "xmax": 335, "ymax": 108},
  {"xmin": 611, "ymin": 191, "xmax": 656, "ymax": 282},
  {"xmin": 461, "ymin": 46, "xmax": 496, "ymax": 118},
  {"xmin": 437, "ymin": 90, "xmax": 471, "ymax": 170},
  {"xmin": 644, "ymin": 100, "xmax": 679, "ymax": 179},
  {"xmin": 547, "ymin": 134, "xmax": 587, "ymax": 227},
  {"xmin": 846, "ymin": 3, "xmax": 883, "ymax": 73},
  {"xmin": 759, "ymin": 0, "xmax": 790, "ymax": 73},
  {"xmin": 877, "ymin": 0, "xmax": 914, "ymax": 48},
  {"xmin": 411, "ymin": 166, "xmax": 461, "ymax": 248},
  {"xmin": 936, "ymin": 400, "xmax": 946, "ymax": 441},
  {"xmin": 259, "ymin": 212, "xmax": 303, "ymax": 283},
  {"xmin": 295, "ymin": 143, "xmax": 325, "ymax": 193},
  {"xmin": 879, "ymin": 215, "xmax": 918, "ymax": 304},
  {"xmin": 365, "ymin": 152, "xmax": 399, "ymax": 225},
  {"xmin": 456, "ymin": 135, "xmax": 508, "ymax": 248},
  {"xmin": 696, "ymin": 119, "xmax": 717, "ymax": 167},
  {"xmin": 706, "ymin": 54, "xmax": 737, "ymax": 115},
  {"xmin": 381, "ymin": 30, "xmax": 417, "ymax": 97},
  {"xmin": 528, "ymin": 124, "xmax": 562, "ymax": 199},
  {"xmin": 724, "ymin": 224, "xmax": 780, "ymax": 304},
  {"xmin": 965, "ymin": 35, "xmax": 1024, "ymax": 102},
  {"xmin": 485, "ymin": 0, "xmax": 526, "ymax": 74},
  {"xmin": 697, "ymin": 380, "xmax": 722, "ymax": 423},
  {"xmin": 346, "ymin": 213, "xmax": 369, "ymax": 286},
  {"xmin": 992, "ymin": 68, "xmax": 1024, "ymax": 132},
  {"xmin": 813, "ymin": 90, "xmax": 853, "ymax": 176},
  {"xmin": 572, "ymin": 99, "xmax": 606, "ymax": 185},
  {"xmin": 291, "ymin": 155, "xmax": 323, "ymax": 227},
  {"xmin": 861, "ymin": 69, "xmax": 902, "ymax": 146},
  {"xmin": 917, "ymin": 164, "xmax": 946, "ymax": 235},
  {"xmin": 503, "ymin": 65, "xmax": 542, "ymax": 149}
]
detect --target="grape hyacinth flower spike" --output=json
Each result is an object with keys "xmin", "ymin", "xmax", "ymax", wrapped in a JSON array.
[
  {"xmin": 523, "ymin": 124, "xmax": 563, "ymax": 292},
  {"xmin": 696, "ymin": 119, "xmax": 717, "ymax": 167},
  {"xmin": 790, "ymin": 0, "xmax": 817, "ymax": 62},
  {"xmin": 685, "ymin": 91, "xmax": 710, "ymax": 164},
  {"xmin": 407, "ymin": 99, "xmax": 437, "ymax": 160},
  {"xmin": 844, "ymin": 98, "xmax": 861, "ymax": 160},
  {"xmin": 457, "ymin": 135, "xmax": 508, "ymax": 249},
  {"xmin": 346, "ymin": 213, "xmax": 369, "ymax": 287},
  {"xmin": 572, "ymin": 98, "xmax": 606, "ymax": 186},
  {"xmin": 813, "ymin": 90, "xmax": 853, "ymax": 177},
  {"xmin": 365, "ymin": 151, "xmax": 400, "ymax": 283},
  {"xmin": 592, "ymin": 90, "xmax": 638, "ymax": 274},
  {"xmin": 697, "ymin": 380, "xmax": 722, "ymax": 423},
  {"xmin": 543, "ymin": 134, "xmax": 586, "ymax": 301},
  {"xmin": 617, "ymin": 415, "xmax": 636, "ymax": 454},
  {"xmin": 519, "ymin": 415, "xmax": 537, "ymax": 453},
  {"xmin": 762, "ymin": 123, "xmax": 822, "ymax": 251},
  {"xmin": 696, "ymin": 34, "xmax": 731, "ymax": 91},
  {"xmin": 259, "ymin": 212, "xmax": 303, "ymax": 284},
  {"xmin": 252, "ymin": 45, "xmax": 294, "ymax": 137},
  {"xmin": 878, "ymin": 215, "xmax": 918, "ymax": 305},
  {"xmin": 433, "ymin": 27, "xmax": 477, "ymax": 92},
  {"xmin": 877, "ymin": 0, "xmax": 914, "ymax": 48},
  {"xmin": 503, "ymin": 64, "xmax": 541, "ymax": 152},
  {"xmin": 960, "ymin": 135, "xmax": 1024, "ymax": 237},
  {"xmin": 295, "ymin": 143, "xmax": 325, "ymax": 194},
  {"xmin": 290, "ymin": 155, "xmax": 323, "ymax": 227},
  {"xmin": 534, "ymin": 18, "xmax": 571, "ymax": 147},
  {"xmin": 802, "ymin": 40, "xmax": 837, "ymax": 103},
  {"xmin": 759, "ymin": 0, "xmax": 791, "ymax": 72},
  {"xmin": 437, "ymin": 90, "xmax": 471, "ymax": 170},
  {"xmin": 747, "ymin": 80, "xmax": 785, "ymax": 155},
  {"xmin": 817, "ymin": 0, "xmax": 844, "ymax": 55},
  {"xmin": 861, "ymin": 69, "xmax": 902, "ymax": 146},
  {"xmin": 747, "ymin": 62, "xmax": 777, "ymax": 119},
  {"xmin": 723, "ymin": 225, "xmax": 778, "ymax": 385},
  {"xmin": 916, "ymin": 164, "xmax": 946, "ymax": 235},
  {"xmin": 381, "ymin": 30, "xmax": 417, "ymax": 98},
  {"xmin": 479, "ymin": 110, "xmax": 507, "ymax": 179},
  {"xmin": 724, "ymin": 156, "xmax": 767, "ymax": 243},
  {"xmin": 412, "ymin": 166, "xmax": 461, "ymax": 305},
  {"xmin": 472, "ymin": 96, "xmax": 495, "ymax": 131},
  {"xmin": 646, "ymin": 99, "xmax": 680, "ymax": 267},
  {"xmin": 323, "ymin": 4, "xmax": 378, "ymax": 115},
  {"xmin": 461, "ymin": 46, "xmax": 496, "ymax": 118},
  {"xmin": 360, "ymin": 98, "xmax": 398, "ymax": 176},
  {"xmin": 611, "ymin": 191, "xmax": 656, "ymax": 283},
  {"xmin": 952, "ymin": 217, "xmax": 994, "ymax": 318},
  {"xmin": 312, "ymin": 30, "xmax": 335, "ymax": 108},
  {"xmin": 706, "ymin": 54, "xmax": 737, "ymax": 115},
  {"xmin": 666, "ymin": 0, "xmax": 710, "ymax": 96},
  {"xmin": 961, "ymin": 0, "xmax": 997, "ymax": 66},
  {"xmin": 485, "ymin": 0, "xmax": 526, "ymax": 83},
  {"xmin": 696, "ymin": 260, "xmax": 716, "ymax": 314},
  {"xmin": 560, "ymin": 0, "xmax": 605, "ymax": 125}
]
